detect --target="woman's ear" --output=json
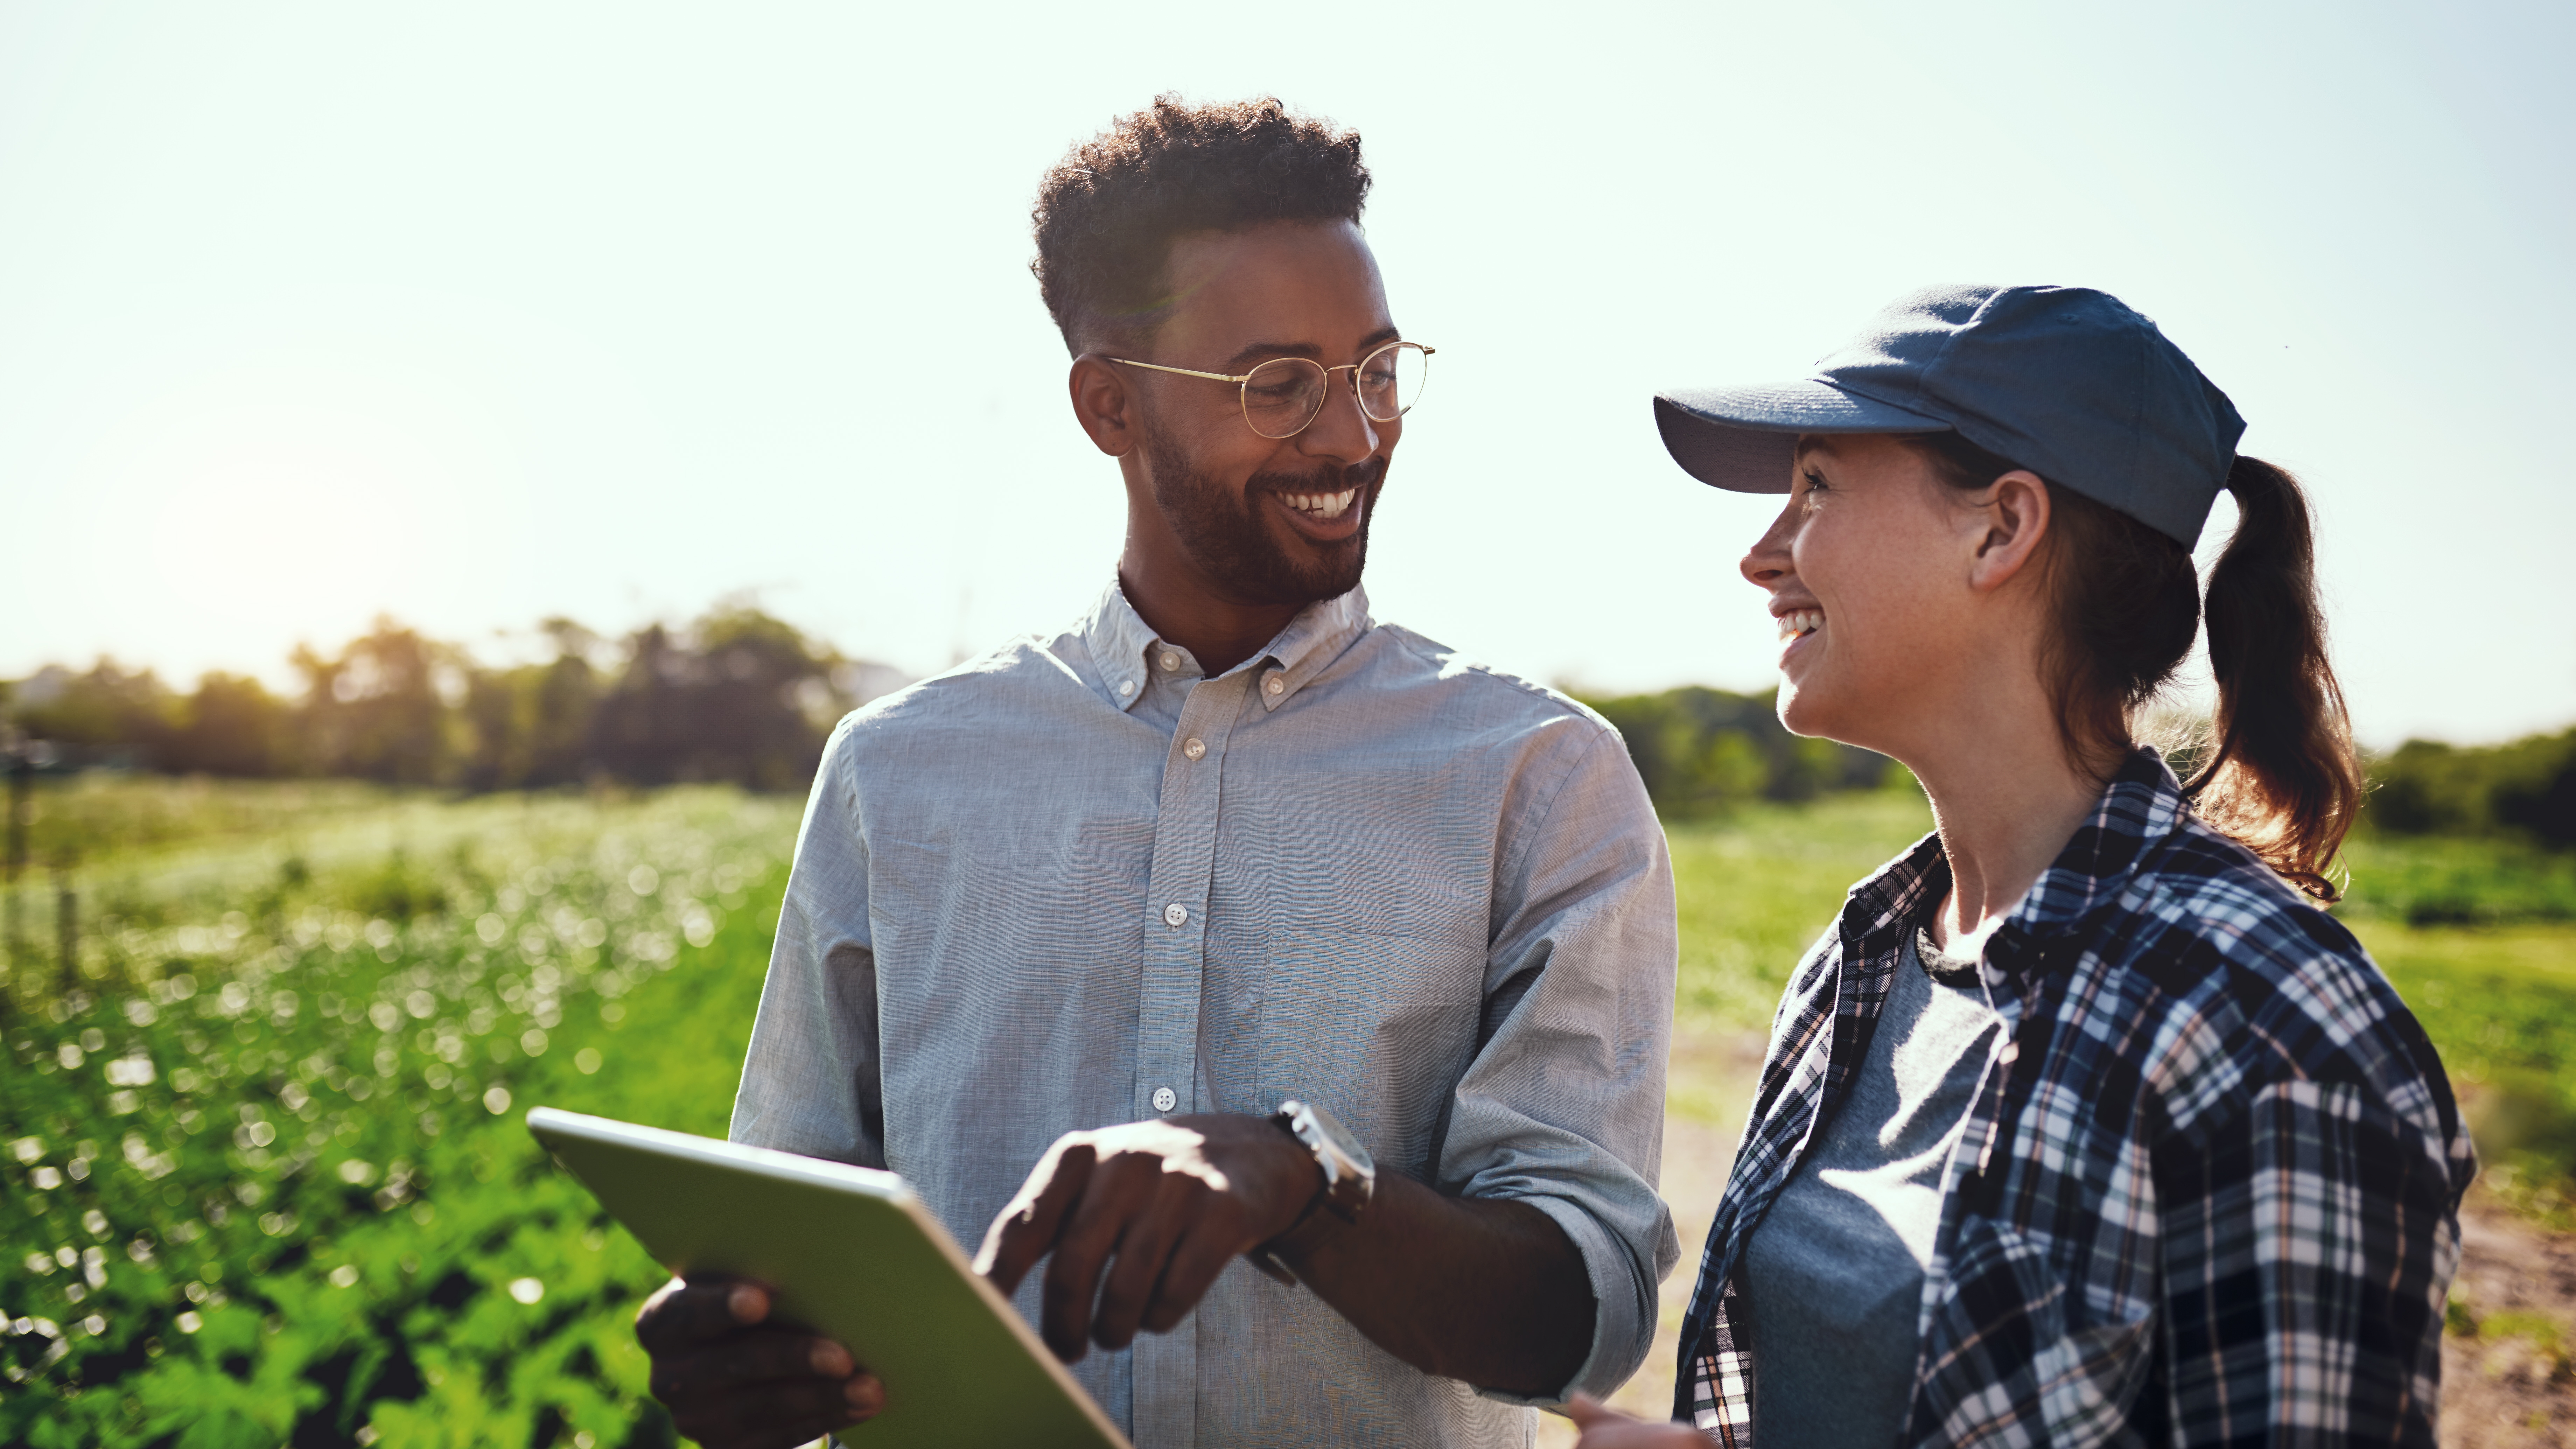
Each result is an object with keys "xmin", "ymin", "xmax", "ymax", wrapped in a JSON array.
[
  {"xmin": 1069, "ymin": 354, "xmax": 1136, "ymax": 458},
  {"xmin": 1968, "ymin": 470, "xmax": 2052, "ymax": 593}
]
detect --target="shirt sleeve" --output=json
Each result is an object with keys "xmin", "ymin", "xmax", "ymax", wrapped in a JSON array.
[
  {"xmin": 2157, "ymin": 1077, "xmax": 2457, "ymax": 1448},
  {"xmin": 1442, "ymin": 719, "xmax": 1681, "ymax": 1405},
  {"xmin": 727, "ymin": 716, "xmax": 885, "ymax": 1167}
]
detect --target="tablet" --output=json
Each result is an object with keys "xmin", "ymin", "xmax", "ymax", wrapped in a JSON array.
[{"xmin": 525, "ymin": 1107, "xmax": 1130, "ymax": 1449}]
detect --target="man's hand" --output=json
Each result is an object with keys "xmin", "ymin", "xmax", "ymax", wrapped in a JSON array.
[
  {"xmin": 974, "ymin": 1114, "xmax": 1323, "ymax": 1362},
  {"xmin": 1566, "ymin": 1393, "xmax": 1713, "ymax": 1447},
  {"xmin": 634, "ymin": 1275, "xmax": 886, "ymax": 1449}
]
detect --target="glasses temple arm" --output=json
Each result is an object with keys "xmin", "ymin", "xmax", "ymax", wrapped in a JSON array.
[{"xmin": 1108, "ymin": 358, "xmax": 1249, "ymax": 384}]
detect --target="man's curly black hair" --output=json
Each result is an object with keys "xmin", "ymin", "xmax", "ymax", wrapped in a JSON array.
[{"xmin": 1032, "ymin": 95, "xmax": 1371, "ymax": 355}]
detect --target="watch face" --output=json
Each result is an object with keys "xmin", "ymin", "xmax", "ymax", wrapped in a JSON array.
[{"xmin": 1295, "ymin": 1102, "xmax": 1374, "ymax": 1178}]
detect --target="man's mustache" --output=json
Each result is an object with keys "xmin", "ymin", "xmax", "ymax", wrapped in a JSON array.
[{"xmin": 1246, "ymin": 454, "xmax": 1388, "ymax": 500}]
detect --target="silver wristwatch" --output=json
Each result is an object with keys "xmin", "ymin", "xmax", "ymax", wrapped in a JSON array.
[{"xmin": 1246, "ymin": 1099, "xmax": 1376, "ymax": 1288}]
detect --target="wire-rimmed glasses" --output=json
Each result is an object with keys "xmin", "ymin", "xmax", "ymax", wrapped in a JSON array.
[{"xmin": 1112, "ymin": 341, "xmax": 1434, "ymax": 440}]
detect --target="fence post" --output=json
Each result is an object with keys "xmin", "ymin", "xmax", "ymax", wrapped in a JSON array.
[
  {"xmin": 56, "ymin": 866, "xmax": 78, "ymax": 990},
  {"xmin": 4, "ymin": 744, "xmax": 26, "ymax": 992}
]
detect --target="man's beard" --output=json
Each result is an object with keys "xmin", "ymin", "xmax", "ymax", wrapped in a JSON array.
[{"xmin": 1141, "ymin": 422, "xmax": 1386, "ymax": 608}]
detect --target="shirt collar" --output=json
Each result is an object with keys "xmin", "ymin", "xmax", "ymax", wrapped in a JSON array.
[
  {"xmin": 1078, "ymin": 578, "xmax": 1374, "ymax": 714},
  {"xmin": 1836, "ymin": 747, "xmax": 2192, "ymax": 984}
]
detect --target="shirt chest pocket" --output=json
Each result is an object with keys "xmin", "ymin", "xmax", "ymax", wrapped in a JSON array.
[{"xmin": 1252, "ymin": 929, "xmax": 1485, "ymax": 1182}]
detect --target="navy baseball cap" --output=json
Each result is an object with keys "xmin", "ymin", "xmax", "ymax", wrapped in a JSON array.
[{"xmin": 1653, "ymin": 284, "xmax": 2246, "ymax": 546}]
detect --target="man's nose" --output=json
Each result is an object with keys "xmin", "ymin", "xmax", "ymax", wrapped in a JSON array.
[{"xmin": 1297, "ymin": 372, "xmax": 1383, "ymax": 464}]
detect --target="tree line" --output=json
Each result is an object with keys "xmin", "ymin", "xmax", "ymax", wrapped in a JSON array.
[
  {"xmin": 1583, "ymin": 684, "xmax": 2576, "ymax": 849},
  {"xmin": 2, "ymin": 606, "xmax": 907, "ymax": 794},
  {"xmin": 1580, "ymin": 685, "xmax": 1895, "ymax": 814},
  {"xmin": 2369, "ymin": 727, "xmax": 2576, "ymax": 848},
  {"xmin": 10, "ymin": 609, "xmax": 2568, "ymax": 848}
]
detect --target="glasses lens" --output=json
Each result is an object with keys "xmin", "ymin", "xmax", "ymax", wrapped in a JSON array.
[
  {"xmin": 1356, "ymin": 343, "xmax": 1429, "ymax": 423},
  {"xmin": 1241, "ymin": 358, "xmax": 1329, "ymax": 439}
]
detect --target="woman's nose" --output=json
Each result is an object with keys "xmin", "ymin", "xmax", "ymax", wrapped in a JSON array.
[{"xmin": 1740, "ymin": 503, "xmax": 1797, "ymax": 587}]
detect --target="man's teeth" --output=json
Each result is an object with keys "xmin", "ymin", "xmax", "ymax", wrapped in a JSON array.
[
  {"xmin": 1283, "ymin": 489, "xmax": 1357, "ymax": 520},
  {"xmin": 1777, "ymin": 609, "xmax": 1823, "ymax": 640}
]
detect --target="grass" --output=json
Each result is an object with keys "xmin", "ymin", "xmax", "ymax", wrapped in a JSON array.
[
  {"xmin": 6, "ymin": 774, "xmax": 408, "ymax": 874},
  {"xmin": 1668, "ymin": 786, "xmax": 1932, "ymax": 1034},
  {"xmin": 4, "ymin": 775, "xmax": 2574, "ymax": 1445}
]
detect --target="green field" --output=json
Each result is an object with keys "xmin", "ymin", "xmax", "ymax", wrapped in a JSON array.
[
  {"xmin": 4, "ymin": 778, "xmax": 2573, "ymax": 1444},
  {"xmin": 2, "ymin": 782, "xmax": 800, "ymax": 1447}
]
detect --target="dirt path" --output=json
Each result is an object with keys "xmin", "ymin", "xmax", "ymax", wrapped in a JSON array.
[
  {"xmin": 2446, "ymin": 1189, "xmax": 2576, "ymax": 1446},
  {"xmin": 1538, "ymin": 1030, "xmax": 2576, "ymax": 1446}
]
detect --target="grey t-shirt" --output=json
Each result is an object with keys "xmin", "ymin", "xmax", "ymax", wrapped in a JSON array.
[{"xmin": 1738, "ymin": 926, "xmax": 2001, "ymax": 1449}]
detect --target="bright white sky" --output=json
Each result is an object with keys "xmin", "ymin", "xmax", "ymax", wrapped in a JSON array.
[{"xmin": 2, "ymin": 2, "xmax": 2569, "ymax": 746}]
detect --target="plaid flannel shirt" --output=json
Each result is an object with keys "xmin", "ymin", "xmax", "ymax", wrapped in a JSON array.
[{"xmin": 1676, "ymin": 749, "xmax": 2475, "ymax": 1447}]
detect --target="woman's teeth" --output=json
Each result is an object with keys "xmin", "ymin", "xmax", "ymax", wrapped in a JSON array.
[
  {"xmin": 1283, "ymin": 489, "xmax": 1357, "ymax": 521},
  {"xmin": 1777, "ymin": 609, "xmax": 1823, "ymax": 641}
]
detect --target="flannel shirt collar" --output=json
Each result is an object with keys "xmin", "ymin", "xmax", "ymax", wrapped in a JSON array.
[{"xmin": 1840, "ymin": 747, "xmax": 2191, "ymax": 988}]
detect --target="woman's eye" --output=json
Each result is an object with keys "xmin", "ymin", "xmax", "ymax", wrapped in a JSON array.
[{"xmin": 1799, "ymin": 468, "xmax": 1830, "ymax": 503}]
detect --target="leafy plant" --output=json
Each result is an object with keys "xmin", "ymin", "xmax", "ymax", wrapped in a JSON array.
[{"xmin": 0, "ymin": 787, "xmax": 799, "ymax": 1447}]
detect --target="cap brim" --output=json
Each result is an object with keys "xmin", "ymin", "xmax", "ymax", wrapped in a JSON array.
[{"xmin": 1653, "ymin": 383, "xmax": 1948, "ymax": 492}]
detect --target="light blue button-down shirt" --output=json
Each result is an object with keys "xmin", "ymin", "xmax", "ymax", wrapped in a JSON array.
[{"xmin": 731, "ymin": 581, "xmax": 1679, "ymax": 1447}]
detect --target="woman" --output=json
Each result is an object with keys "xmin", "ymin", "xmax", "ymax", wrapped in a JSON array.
[{"xmin": 1573, "ymin": 286, "xmax": 2473, "ymax": 1448}]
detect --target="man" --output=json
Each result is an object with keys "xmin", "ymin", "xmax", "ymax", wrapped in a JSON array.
[{"xmin": 635, "ymin": 96, "xmax": 1678, "ymax": 1448}]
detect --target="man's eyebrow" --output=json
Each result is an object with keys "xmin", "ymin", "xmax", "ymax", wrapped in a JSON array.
[
  {"xmin": 1221, "ymin": 326, "xmax": 1404, "ymax": 371},
  {"xmin": 1222, "ymin": 341, "xmax": 1322, "ymax": 369}
]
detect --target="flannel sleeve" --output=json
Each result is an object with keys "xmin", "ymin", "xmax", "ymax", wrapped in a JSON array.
[{"xmin": 2156, "ymin": 1078, "xmax": 2458, "ymax": 1447}]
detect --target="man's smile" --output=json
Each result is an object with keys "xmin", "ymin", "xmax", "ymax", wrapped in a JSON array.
[
  {"xmin": 1281, "ymin": 488, "xmax": 1356, "ymax": 520},
  {"xmin": 1261, "ymin": 481, "xmax": 1368, "ymax": 543}
]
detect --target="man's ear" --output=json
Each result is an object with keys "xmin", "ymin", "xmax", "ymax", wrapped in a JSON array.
[
  {"xmin": 1967, "ymin": 469, "xmax": 2052, "ymax": 594},
  {"xmin": 1069, "ymin": 354, "xmax": 1137, "ymax": 458}
]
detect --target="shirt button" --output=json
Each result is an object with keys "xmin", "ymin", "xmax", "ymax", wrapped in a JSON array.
[
  {"xmin": 1118, "ymin": 680, "xmax": 1136, "ymax": 697},
  {"xmin": 1152, "ymin": 1086, "xmax": 1177, "ymax": 1113},
  {"xmin": 1159, "ymin": 651, "xmax": 1181, "ymax": 672},
  {"xmin": 1183, "ymin": 737, "xmax": 1206, "ymax": 761},
  {"xmin": 1265, "ymin": 676, "xmax": 1284, "ymax": 696},
  {"xmin": 1162, "ymin": 902, "xmax": 1189, "ymax": 927}
]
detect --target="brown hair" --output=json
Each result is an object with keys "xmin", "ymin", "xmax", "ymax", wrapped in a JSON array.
[
  {"xmin": 1906, "ymin": 433, "xmax": 2362, "ymax": 899},
  {"xmin": 1030, "ymin": 96, "xmax": 1370, "ymax": 355}
]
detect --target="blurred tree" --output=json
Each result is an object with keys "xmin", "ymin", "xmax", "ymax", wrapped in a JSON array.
[
  {"xmin": 166, "ymin": 672, "xmax": 289, "ymax": 776},
  {"xmin": 2492, "ymin": 729, "xmax": 2576, "ymax": 849},
  {"xmin": 294, "ymin": 619, "xmax": 464, "ymax": 785},
  {"xmin": 1583, "ymin": 685, "xmax": 1889, "ymax": 817},
  {"xmin": 459, "ymin": 620, "xmax": 604, "ymax": 790},
  {"xmin": 10, "ymin": 660, "xmax": 177, "ymax": 761},
  {"xmin": 2368, "ymin": 728, "xmax": 2576, "ymax": 848},
  {"xmin": 591, "ymin": 604, "xmax": 842, "ymax": 791},
  {"xmin": 0, "ymin": 607, "xmax": 903, "ymax": 792}
]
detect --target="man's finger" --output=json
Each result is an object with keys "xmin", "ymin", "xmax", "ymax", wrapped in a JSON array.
[
  {"xmin": 674, "ymin": 1372, "xmax": 886, "ymax": 1449},
  {"xmin": 1089, "ymin": 1172, "xmax": 1198, "ymax": 1351},
  {"xmin": 636, "ymin": 1274, "xmax": 770, "ymax": 1353},
  {"xmin": 1138, "ymin": 1201, "xmax": 1252, "ymax": 1337},
  {"xmin": 1038, "ymin": 1154, "xmax": 1156, "ymax": 1360},
  {"xmin": 1565, "ymin": 1392, "xmax": 1615, "ymax": 1426},
  {"xmin": 975, "ymin": 1140, "xmax": 1098, "ymax": 1296},
  {"xmin": 647, "ymin": 1328, "xmax": 859, "ymax": 1403}
]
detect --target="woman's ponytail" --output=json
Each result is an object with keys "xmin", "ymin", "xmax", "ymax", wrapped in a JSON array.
[
  {"xmin": 1910, "ymin": 435, "xmax": 2362, "ymax": 901},
  {"xmin": 2183, "ymin": 457, "xmax": 2362, "ymax": 898}
]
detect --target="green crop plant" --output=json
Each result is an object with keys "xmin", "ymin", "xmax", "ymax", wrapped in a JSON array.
[{"xmin": 2, "ymin": 787, "xmax": 800, "ymax": 1448}]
